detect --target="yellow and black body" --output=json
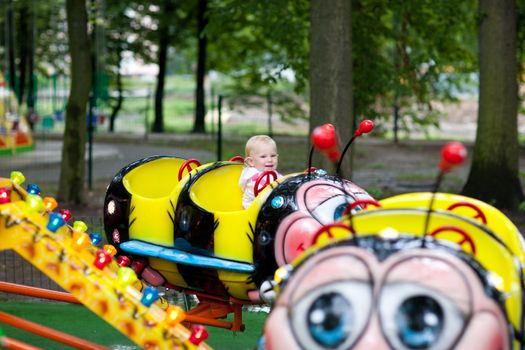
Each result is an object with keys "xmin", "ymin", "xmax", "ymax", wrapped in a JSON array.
[{"xmin": 103, "ymin": 156, "xmax": 374, "ymax": 302}]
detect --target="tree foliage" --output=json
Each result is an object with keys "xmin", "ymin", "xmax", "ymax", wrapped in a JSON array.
[
  {"xmin": 202, "ymin": 0, "xmax": 479, "ymax": 136},
  {"xmin": 0, "ymin": 0, "xmax": 68, "ymax": 106},
  {"xmin": 0, "ymin": 0, "xmax": 523, "ymax": 207},
  {"xmin": 0, "ymin": 0, "xmax": 484, "ymax": 135},
  {"xmin": 352, "ymin": 0, "xmax": 478, "ymax": 135},
  {"xmin": 202, "ymin": 0, "xmax": 309, "ymax": 123}
]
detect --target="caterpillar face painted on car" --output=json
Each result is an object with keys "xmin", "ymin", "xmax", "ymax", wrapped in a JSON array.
[{"xmin": 261, "ymin": 193, "xmax": 525, "ymax": 350}]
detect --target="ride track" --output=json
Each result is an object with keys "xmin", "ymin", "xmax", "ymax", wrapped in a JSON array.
[{"xmin": 0, "ymin": 176, "xmax": 211, "ymax": 350}]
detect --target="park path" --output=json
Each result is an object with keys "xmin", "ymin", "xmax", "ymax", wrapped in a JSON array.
[{"xmin": 0, "ymin": 138, "xmax": 214, "ymax": 185}]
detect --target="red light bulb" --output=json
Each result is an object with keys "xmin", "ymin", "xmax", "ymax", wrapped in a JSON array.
[
  {"xmin": 117, "ymin": 255, "xmax": 131, "ymax": 267},
  {"xmin": 94, "ymin": 249, "xmax": 112, "ymax": 270},
  {"xmin": 0, "ymin": 187, "xmax": 11, "ymax": 204},
  {"xmin": 189, "ymin": 324, "xmax": 209, "ymax": 345},
  {"xmin": 59, "ymin": 209, "xmax": 72, "ymax": 222},
  {"xmin": 130, "ymin": 257, "xmax": 147, "ymax": 274}
]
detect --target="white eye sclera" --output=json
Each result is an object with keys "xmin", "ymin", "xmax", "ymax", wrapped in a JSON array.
[
  {"xmin": 379, "ymin": 283, "xmax": 466, "ymax": 350},
  {"xmin": 311, "ymin": 195, "xmax": 355, "ymax": 225},
  {"xmin": 290, "ymin": 281, "xmax": 372, "ymax": 350}
]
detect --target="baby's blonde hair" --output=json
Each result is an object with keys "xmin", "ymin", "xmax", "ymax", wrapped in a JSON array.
[{"xmin": 245, "ymin": 135, "xmax": 277, "ymax": 157}]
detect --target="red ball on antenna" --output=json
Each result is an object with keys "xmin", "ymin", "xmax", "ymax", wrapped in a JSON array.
[
  {"xmin": 311, "ymin": 123, "xmax": 337, "ymax": 149},
  {"xmin": 354, "ymin": 119, "xmax": 374, "ymax": 137},
  {"xmin": 439, "ymin": 141, "xmax": 467, "ymax": 172},
  {"xmin": 311, "ymin": 123, "xmax": 341, "ymax": 161}
]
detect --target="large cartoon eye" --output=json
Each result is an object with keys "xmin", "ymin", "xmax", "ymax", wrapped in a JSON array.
[
  {"xmin": 311, "ymin": 195, "xmax": 354, "ymax": 224},
  {"xmin": 379, "ymin": 283, "xmax": 466, "ymax": 350},
  {"xmin": 290, "ymin": 281, "xmax": 372, "ymax": 350}
]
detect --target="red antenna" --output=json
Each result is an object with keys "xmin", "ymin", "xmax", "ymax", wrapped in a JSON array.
[
  {"xmin": 311, "ymin": 123, "xmax": 341, "ymax": 161},
  {"xmin": 439, "ymin": 141, "xmax": 467, "ymax": 173},
  {"xmin": 335, "ymin": 119, "xmax": 374, "ymax": 177},
  {"xmin": 308, "ymin": 123, "xmax": 341, "ymax": 176},
  {"xmin": 422, "ymin": 141, "xmax": 467, "ymax": 239}
]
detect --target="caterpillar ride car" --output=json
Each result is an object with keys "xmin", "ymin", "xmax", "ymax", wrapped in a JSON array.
[{"xmin": 103, "ymin": 121, "xmax": 375, "ymax": 331}]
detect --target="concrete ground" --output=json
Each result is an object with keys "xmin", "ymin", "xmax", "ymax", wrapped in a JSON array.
[{"xmin": 0, "ymin": 137, "xmax": 214, "ymax": 185}]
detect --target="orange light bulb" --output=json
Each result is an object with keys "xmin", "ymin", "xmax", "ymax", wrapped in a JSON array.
[
  {"xmin": 72, "ymin": 231, "xmax": 91, "ymax": 251},
  {"xmin": 165, "ymin": 305, "xmax": 186, "ymax": 326},
  {"xmin": 103, "ymin": 244, "xmax": 117, "ymax": 257},
  {"xmin": 43, "ymin": 197, "xmax": 58, "ymax": 211}
]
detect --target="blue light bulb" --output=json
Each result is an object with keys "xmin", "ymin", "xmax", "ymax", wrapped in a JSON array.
[
  {"xmin": 141, "ymin": 286, "xmax": 160, "ymax": 307},
  {"xmin": 26, "ymin": 183, "xmax": 41, "ymax": 195},
  {"xmin": 89, "ymin": 233, "xmax": 102, "ymax": 246},
  {"xmin": 46, "ymin": 212, "xmax": 66, "ymax": 233}
]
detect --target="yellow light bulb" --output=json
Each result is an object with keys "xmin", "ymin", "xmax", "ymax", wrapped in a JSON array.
[
  {"xmin": 116, "ymin": 267, "xmax": 138, "ymax": 288},
  {"xmin": 10, "ymin": 171, "xmax": 25, "ymax": 185}
]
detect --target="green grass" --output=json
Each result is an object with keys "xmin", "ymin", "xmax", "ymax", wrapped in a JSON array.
[
  {"xmin": 121, "ymin": 75, "xmax": 195, "ymax": 94},
  {"xmin": 367, "ymin": 162, "xmax": 387, "ymax": 170},
  {"xmin": 0, "ymin": 301, "xmax": 267, "ymax": 350},
  {"xmin": 206, "ymin": 312, "xmax": 267, "ymax": 350},
  {"xmin": 0, "ymin": 301, "xmax": 136, "ymax": 349},
  {"xmin": 116, "ymin": 74, "xmax": 309, "ymax": 136}
]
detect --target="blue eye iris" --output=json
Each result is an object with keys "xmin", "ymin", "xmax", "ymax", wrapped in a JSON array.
[
  {"xmin": 333, "ymin": 204, "xmax": 347, "ymax": 221},
  {"xmin": 395, "ymin": 296, "xmax": 444, "ymax": 349},
  {"xmin": 307, "ymin": 292, "xmax": 352, "ymax": 348}
]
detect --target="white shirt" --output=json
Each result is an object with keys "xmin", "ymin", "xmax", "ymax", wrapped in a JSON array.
[{"xmin": 239, "ymin": 167, "xmax": 282, "ymax": 209}]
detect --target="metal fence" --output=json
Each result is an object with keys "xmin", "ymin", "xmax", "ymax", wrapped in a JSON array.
[
  {"xmin": 0, "ymin": 216, "xmax": 104, "ymax": 301},
  {"xmin": 0, "ymin": 250, "xmax": 64, "ymax": 300}
]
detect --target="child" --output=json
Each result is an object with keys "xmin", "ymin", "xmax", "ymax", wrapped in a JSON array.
[{"xmin": 239, "ymin": 135, "xmax": 282, "ymax": 209}]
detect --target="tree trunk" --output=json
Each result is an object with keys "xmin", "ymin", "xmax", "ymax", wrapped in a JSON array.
[
  {"xmin": 152, "ymin": 0, "xmax": 175, "ymax": 133},
  {"xmin": 109, "ymin": 43, "xmax": 124, "ymax": 132},
  {"xmin": 193, "ymin": 0, "xmax": 208, "ymax": 134},
  {"xmin": 57, "ymin": 0, "xmax": 92, "ymax": 204},
  {"xmin": 309, "ymin": 0, "xmax": 353, "ymax": 177},
  {"xmin": 462, "ymin": 0, "xmax": 524, "ymax": 209}
]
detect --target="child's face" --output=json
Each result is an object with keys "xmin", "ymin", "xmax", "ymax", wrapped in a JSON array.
[{"xmin": 247, "ymin": 142, "xmax": 278, "ymax": 171}]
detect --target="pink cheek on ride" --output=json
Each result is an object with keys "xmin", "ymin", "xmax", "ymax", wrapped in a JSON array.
[
  {"xmin": 264, "ymin": 307, "xmax": 299, "ymax": 350},
  {"xmin": 274, "ymin": 214, "xmax": 322, "ymax": 265},
  {"xmin": 454, "ymin": 312, "xmax": 508, "ymax": 350}
]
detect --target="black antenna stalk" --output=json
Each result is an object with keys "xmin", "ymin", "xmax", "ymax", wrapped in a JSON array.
[
  {"xmin": 422, "ymin": 141, "xmax": 468, "ymax": 245},
  {"xmin": 335, "ymin": 119, "xmax": 374, "ymax": 177}
]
